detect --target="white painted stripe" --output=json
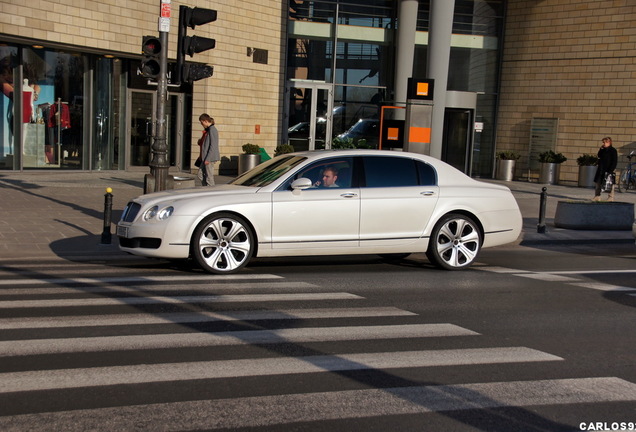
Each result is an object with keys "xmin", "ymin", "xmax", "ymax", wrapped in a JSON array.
[
  {"xmin": 0, "ymin": 281, "xmax": 317, "ymax": 296},
  {"xmin": 0, "ymin": 307, "xmax": 416, "ymax": 330},
  {"xmin": 2, "ymin": 377, "xmax": 632, "ymax": 431},
  {"xmin": 0, "ymin": 348, "xmax": 562, "ymax": 393},
  {"xmin": 1, "ymin": 377, "xmax": 629, "ymax": 431},
  {"xmin": 476, "ymin": 266, "xmax": 531, "ymax": 274},
  {"xmin": 0, "ymin": 273, "xmax": 283, "ymax": 286},
  {"xmin": 0, "ymin": 293, "xmax": 362, "ymax": 309},
  {"xmin": 515, "ymin": 273, "xmax": 578, "ymax": 282},
  {"xmin": 0, "ymin": 324, "xmax": 477, "ymax": 357},
  {"xmin": 570, "ymin": 282, "xmax": 636, "ymax": 292},
  {"xmin": 549, "ymin": 269, "xmax": 636, "ymax": 275}
]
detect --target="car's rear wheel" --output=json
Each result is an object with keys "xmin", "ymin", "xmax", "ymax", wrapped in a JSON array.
[
  {"xmin": 426, "ymin": 213, "xmax": 481, "ymax": 270},
  {"xmin": 192, "ymin": 213, "xmax": 254, "ymax": 274}
]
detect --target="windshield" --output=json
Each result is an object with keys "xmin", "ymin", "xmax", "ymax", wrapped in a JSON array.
[{"xmin": 230, "ymin": 156, "xmax": 306, "ymax": 187}]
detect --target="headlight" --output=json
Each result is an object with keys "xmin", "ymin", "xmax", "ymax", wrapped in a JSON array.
[
  {"xmin": 142, "ymin": 205, "xmax": 174, "ymax": 221},
  {"xmin": 142, "ymin": 206, "xmax": 159, "ymax": 221},
  {"xmin": 158, "ymin": 206, "xmax": 174, "ymax": 220}
]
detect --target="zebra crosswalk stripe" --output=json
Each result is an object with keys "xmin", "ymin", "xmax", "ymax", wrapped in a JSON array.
[
  {"xmin": 0, "ymin": 323, "xmax": 479, "ymax": 357},
  {"xmin": 0, "ymin": 307, "xmax": 416, "ymax": 329},
  {"xmin": 1, "ymin": 377, "xmax": 633, "ymax": 431},
  {"xmin": 0, "ymin": 292, "xmax": 362, "ymax": 308},
  {"xmin": 0, "ymin": 347, "xmax": 562, "ymax": 394}
]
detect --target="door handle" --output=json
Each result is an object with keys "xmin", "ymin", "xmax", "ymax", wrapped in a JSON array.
[
  {"xmin": 421, "ymin": 191, "xmax": 436, "ymax": 196},
  {"xmin": 340, "ymin": 193, "xmax": 358, "ymax": 198}
]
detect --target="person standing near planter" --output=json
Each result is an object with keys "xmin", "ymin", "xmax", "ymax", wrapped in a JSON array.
[
  {"xmin": 198, "ymin": 113, "xmax": 220, "ymax": 186},
  {"xmin": 593, "ymin": 136, "xmax": 618, "ymax": 201}
]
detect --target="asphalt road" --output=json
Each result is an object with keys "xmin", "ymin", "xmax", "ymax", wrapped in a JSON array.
[{"xmin": 0, "ymin": 242, "xmax": 635, "ymax": 431}]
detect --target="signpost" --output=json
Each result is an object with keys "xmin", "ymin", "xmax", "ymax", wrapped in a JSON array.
[{"xmin": 146, "ymin": 0, "xmax": 171, "ymax": 193}]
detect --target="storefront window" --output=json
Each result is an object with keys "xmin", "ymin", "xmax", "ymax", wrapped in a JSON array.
[
  {"xmin": 0, "ymin": 46, "xmax": 18, "ymax": 169},
  {"xmin": 22, "ymin": 47, "xmax": 85, "ymax": 169}
]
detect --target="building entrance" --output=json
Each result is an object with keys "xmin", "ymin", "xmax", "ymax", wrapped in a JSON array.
[
  {"xmin": 285, "ymin": 82, "xmax": 333, "ymax": 151},
  {"xmin": 126, "ymin": 89, "xmax": 183, "ymax": 170}
]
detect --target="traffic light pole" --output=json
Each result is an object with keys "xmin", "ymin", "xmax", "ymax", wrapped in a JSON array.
[{"xmin": 149, "ymin": 29, "xmax": 170, "ymax": 192}]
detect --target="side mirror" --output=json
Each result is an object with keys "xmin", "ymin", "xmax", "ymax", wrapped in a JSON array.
[{"xmin": 291, "ymin": 177, "xmax": 313, "ymax": 190}]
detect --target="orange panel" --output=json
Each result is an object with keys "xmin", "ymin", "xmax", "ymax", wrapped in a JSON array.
[
  {"xmin": 416, "ymin": 82, "xmax": 429, "ymax": 97},
  {"xmin": 409, "ymin": 126, "xmax": 431, "ymax": 143},
  {"xmin": 387, "ymin": 127, "xmax": 399, "ymax": 141}
]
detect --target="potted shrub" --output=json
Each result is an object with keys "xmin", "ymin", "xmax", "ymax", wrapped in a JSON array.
[
  {"xmin": 495, "ymin": 151, "xmax": 520, "ymax": 181},
  {"xmin": 274, "ymin": 143, "xmax": 295, "ymax": 156},
  {"xmin": 238, "ymin": 143, "xmax": 261, "ymax": 175},
  {"xmin": 538, "ymin": 150, "xmax": 567, "ymax": 184},
  {"xmin": 576, "ymin": 154, "xmax": 598, "ymax": 188}
]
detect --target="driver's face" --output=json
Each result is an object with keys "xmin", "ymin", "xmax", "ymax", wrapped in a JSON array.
[{"xmin": 322, "ymin": 171, "xmax": 337, "ymax": 186}]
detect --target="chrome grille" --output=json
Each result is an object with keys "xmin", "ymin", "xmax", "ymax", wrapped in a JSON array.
[{"xmin": 121, "ymin": 202, "xmax": 141, "ymax": 222}]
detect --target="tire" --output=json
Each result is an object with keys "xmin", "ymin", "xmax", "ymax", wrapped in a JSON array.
[
  {"xmin": 426, "ymin": 213, "xmax": 482, "ymax": 270},
  {"xmin": 192, "ymin": 213, "xmax": 254, "ymax": 274}
]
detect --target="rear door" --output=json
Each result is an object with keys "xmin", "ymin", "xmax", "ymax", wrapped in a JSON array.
[{"xmin": 358, "ymin": 155, "xmax": 439, "ymax": 247}]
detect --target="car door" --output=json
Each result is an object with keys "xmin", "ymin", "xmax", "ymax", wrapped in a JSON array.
[
  {"xmin": 358, "ymin": 155, "xmax": 439, "ymax": 247},
  {"xmin": 271, "ymin": 157, "xmax": 360, "ymax": 249}
]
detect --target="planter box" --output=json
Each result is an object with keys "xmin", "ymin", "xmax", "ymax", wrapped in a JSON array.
[
  {"xmin": 496, "ymin": 159, "xmax": 516, "ymax": 181},
  {"xmin": 238, "ymin": 153, "xmax": 261, "ymax": 175},
  {"xmin": 539, "ymin": 162, "xmax": 561, "ymax": 185},
  {"xmin": 554, "ymin": 201, "xmax": 634, "ymax": 230},
  {"xmin": 578, "ymin": 165, "xmax": 596, "ymax": 188}
]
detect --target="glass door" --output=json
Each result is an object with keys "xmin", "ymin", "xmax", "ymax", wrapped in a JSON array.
[
  {"xmin": 127, "ymin": 90, "xmax": 181, "ymax": 169},
  {"xmin": 442, "ymin": 108, "xmax": 474, "ymax": 175},
  {"xmin": 128, "ymin": 90, "xmax": 154, "ymax": 168},
  {"xmin": 286, "ymin": 82, "xmax": 333, "ymax": 151}
]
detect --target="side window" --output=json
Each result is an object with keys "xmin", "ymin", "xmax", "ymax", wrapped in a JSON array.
[
  {"xmin": 279, "ymin": 157, "xmax": 353, "ymax": 190},
  {"xmin": 363, "ymin": 156, "xmax": 419, "ymax": 187},
  {"xmin": 417, "ymin": 161, "xmax": 437, "ymax": 185}
]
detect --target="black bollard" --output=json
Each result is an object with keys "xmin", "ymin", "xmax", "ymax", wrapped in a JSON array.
[
  {"xmin": 537, "ymin": 186, "xmax": 547, "ymax": 233},
  {"xmin": 101, "ymin": 187, "xmax": 113, "ymax": 244}
]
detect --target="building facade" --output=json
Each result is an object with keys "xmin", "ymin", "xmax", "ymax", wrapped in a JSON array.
[
  {"xmin": 497, "ymin": 0, "xmax": 636, "ymax": 183},
  {"xmin": 1, "ymin": 0, "xmax": 633, "ymax": 185}
]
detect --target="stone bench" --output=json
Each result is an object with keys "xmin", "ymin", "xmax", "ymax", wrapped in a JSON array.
[{"xmin": 554, "ymin": 201, "xmax": 634, "ymax": 230}]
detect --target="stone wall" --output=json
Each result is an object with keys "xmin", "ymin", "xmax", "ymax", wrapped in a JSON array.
[{"xmin": 497, "ymin": 0, "xmax": 636, "ymax": 184}]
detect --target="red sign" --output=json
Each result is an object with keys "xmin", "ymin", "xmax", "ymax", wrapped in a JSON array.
[{"xmin": 161, "ymin": 3, "xmax": 171, "ymax": 18}]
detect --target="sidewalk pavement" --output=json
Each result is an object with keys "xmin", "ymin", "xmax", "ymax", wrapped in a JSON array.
[{"xmin": 0, "ymin": 170, "xmax": 634, "ymax": 260}]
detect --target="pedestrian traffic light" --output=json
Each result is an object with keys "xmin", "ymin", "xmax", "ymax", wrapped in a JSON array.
[
  {"xmin": 176, "ymin": 6, "xmax": 217, "ymax": 84},
  {"xmin": 140, "ymin": 36, "xmax": 162, "ymax": 79}
]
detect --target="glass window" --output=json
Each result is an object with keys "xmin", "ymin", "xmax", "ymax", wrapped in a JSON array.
[
  {"xmin": 280, "ymin": 156, "xmax": 354, "ymax": 190},
  {"xmin": 22, "ymin": 47, "xmax": 85, "ymax": 169},
  {"xmin": 94, "ymin": 57, "xmax": 126, "ymax": 170},
  {"xmin": 0, "ymin": 45, "xmax": 17, "ymax": 170},
  {"xmin": 363, "ymin": 156, "xmax": 436, "ymax": 187},
  {"xmin": 363, "ymin": 156, "xmax": 418, "ymax": 187},
  {"xmin": 417, "ymin": 160, "xmax": 437, "ymax": 185},
  {"xmin": 232, "ymin": 155, "xmax": 306, "ymax": 187}
]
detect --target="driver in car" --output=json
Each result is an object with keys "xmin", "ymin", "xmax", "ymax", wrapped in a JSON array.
[{"xmin": 313, "ymin": 166, "xmax": 339, "ymax": 188}]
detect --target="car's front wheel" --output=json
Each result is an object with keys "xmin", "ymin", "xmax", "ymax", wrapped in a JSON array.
[
  {"xmin": 426, "ymin": 213, "xmax": 481, "ymax": 270},
  {"xmin": 192, "ymin": 213, "xmax": 254, "ymax": 274}
]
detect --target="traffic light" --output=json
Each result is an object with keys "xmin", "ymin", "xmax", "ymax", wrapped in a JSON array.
[
  {"xmin": 140, "ymin": 36, "xmax": 162, "ymax": 79},
  {"xmin": 176, "ymin": 6, "xmax": 217, "ymax": 84}
]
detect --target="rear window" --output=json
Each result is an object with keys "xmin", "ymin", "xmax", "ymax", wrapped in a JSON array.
[{"xmin": 362, "ymin": 156, "xmax": 436, "ymax": 187}]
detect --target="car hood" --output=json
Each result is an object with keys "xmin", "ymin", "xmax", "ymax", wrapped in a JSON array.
[{"xmin": 131, "ymin": 184, "xmax": 258, "ymax": 206}]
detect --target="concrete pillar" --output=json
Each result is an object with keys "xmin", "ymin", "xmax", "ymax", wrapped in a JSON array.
[
  {"xmin": 427, "ymin": 0, "xmax": 455, "ymax": 159},
  {"xmin": 394, "ymin": 0, "xmax": 419, "ymax": 105}
]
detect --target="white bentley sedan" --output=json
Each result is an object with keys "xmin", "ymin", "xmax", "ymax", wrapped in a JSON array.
[{"xmin": 118, "ymin": 150, "xmax": 522, "ymax": 274}]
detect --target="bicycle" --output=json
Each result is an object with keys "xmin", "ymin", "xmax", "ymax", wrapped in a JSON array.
[{"xmin": 617, "ymin": 150, "xmax": 636, "ymax": 192}]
